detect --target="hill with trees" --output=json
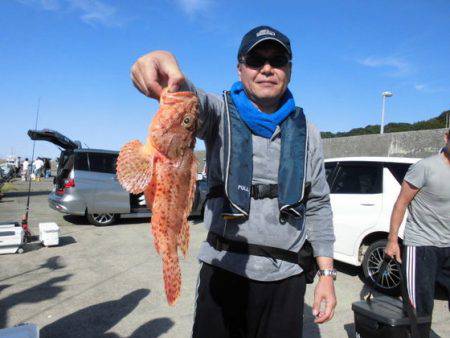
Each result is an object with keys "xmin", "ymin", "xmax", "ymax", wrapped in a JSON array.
[{"xmin": 321, "ymin": 110, "xmax": 449, "ymax": 139}]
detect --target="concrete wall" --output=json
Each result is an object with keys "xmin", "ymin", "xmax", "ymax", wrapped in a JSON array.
[{"xmin": 322, "ymin": 128, "xmax": 447, "ymax": 159}]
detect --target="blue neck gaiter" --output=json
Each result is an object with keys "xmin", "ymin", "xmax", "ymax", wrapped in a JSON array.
[{"xmin": 230, "ymin": 81, "xmax": 296, "ymax": 138}]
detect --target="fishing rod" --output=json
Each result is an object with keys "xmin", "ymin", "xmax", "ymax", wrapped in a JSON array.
[{"xmin": 22, "ymin": 97, "xmax": 41, "ymax": 240}]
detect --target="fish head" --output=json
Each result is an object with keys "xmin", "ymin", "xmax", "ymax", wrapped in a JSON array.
[{"xmin": 150, "ymin": 90, "xmax": 199, "ymax": 159}]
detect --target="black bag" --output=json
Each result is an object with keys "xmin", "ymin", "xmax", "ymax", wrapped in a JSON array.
[{"xmin": 352, "ymin": 259, "xmax": 432, "ymax": 338}]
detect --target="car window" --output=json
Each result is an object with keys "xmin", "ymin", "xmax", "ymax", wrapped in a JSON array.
[
  {"xmin": 325, "ymin": 162, "xmax": 337, "ymax": 188},
  {"xmin": 88, "ymin": 153, "xmax": 118, "ymax": 174},
  {"xmin": 74, "ymin": 152, "xmax": 89, "ymax": 171},
  {"xmin": 331, "ymin": 163, "xmax": 382, "ymax": 194},
  {"xmin": 57, "ymin": 151, "xmax": 73, "ymax": 174},
  {"xmin": 385, "ymin": 163, "xmax": 411, "ymax": 184}
]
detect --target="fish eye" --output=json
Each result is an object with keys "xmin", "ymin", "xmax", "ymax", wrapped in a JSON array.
[{"xmin": 182, "ymin": 115, "xmax": 194, "ymax": 128}]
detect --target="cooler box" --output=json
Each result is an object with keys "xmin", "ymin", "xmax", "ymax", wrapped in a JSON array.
[
  {"xmin": 39, "ymin": 222, "xmax": 60, "ymax": 246},
  {"xmin": 352, "ymin": 295, "xmax": 431, "ymax": 338},
  {"xmin": 0, "ymin": 323, "xmax": 39, "ymax": 338},
  {"xmin": 0, "ymin": 222, "xmax": 24, "ymax": 254}
]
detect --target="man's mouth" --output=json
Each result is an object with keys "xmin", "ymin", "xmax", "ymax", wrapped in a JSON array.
[{"xmin": 256, "ymin": 81, "xmax": 277, "ymax": 86}]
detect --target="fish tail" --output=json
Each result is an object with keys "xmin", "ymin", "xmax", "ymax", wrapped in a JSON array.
[
  {"xmin": 162, "ymin": 252, "xmax": 181, "ymax": 305},
  {"xmin": 178, "ymin": 220, "xmax": 190, "ymax": 258}
]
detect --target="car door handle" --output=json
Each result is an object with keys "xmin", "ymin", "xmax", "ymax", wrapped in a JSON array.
[{"xmin": 360, "ymin": 203, "xmax": 375, "ymax": 206}]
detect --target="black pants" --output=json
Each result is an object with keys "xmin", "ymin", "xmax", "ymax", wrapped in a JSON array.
[
  {"xmin": 402, "ymin": 245, "xmax": 450, "ymax": 317},
  {"xmin": 192, "ymin": 263, "xmax": 306, "ymax": 338}
]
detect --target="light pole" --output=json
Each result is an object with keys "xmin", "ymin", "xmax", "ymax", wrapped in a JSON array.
[{"xmin": 380, "ymin": 91, "xmax": 393, "ymax": 134}]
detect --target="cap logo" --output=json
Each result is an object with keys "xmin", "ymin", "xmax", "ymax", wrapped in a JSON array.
[{"xmin": 256, "ymin": 29, "xmax": 275, "ymax": 37}]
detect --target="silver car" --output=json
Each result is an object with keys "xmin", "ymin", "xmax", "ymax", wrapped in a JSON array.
[{"xmin": 28, "ymin": 129, "xmax": 207, "ymax": 226}]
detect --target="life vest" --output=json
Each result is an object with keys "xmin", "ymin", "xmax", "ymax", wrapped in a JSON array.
[{"xmin": 220, "ymin": 91, "xmax": 308, "ymax": 222}]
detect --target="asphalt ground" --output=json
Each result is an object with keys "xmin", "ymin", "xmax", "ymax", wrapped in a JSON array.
[{"xmin": 0, "ymin": 179, "xmax": 448, "ymax": 337}]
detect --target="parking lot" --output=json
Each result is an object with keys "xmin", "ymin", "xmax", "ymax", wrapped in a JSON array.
[{"xmin": 0, "ymin": 179, "xmax": 449, "ymax": 337}]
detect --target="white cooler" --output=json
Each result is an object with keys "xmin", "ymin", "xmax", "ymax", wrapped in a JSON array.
[
  {"xmin": 0, "ymin": 222, "xmax": 24, "ymax": 254},
  {"xmin": 39, "ymin": 222, "xmax": 60, "ymax": 247}
]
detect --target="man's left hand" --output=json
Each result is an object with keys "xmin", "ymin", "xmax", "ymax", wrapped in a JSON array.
[{"xmin": 312, "ymin": 276, "xmax": 337, "ymax": 324}]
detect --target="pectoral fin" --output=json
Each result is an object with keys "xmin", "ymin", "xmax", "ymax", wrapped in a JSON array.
[{"xmin": 116, "ymin": 140, "xmax": 154, "ymax": 194}]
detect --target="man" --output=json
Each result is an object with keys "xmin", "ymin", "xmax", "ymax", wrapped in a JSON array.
[
  {"xmin": 21, "ymin": 158, "xmax": 29, "ymax": 181},
  {"xmin": 33, "ymin": 157, "xmax": 44, "ymax": 182},
  {"xmin": 385, "ymin": 130, "xmax": 450, "ymax": 323},
  {"xmin": 131, "ymin": 26, "xmax": 336, "ymax": 337}
]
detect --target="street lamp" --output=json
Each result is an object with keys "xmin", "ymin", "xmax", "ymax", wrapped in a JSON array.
[{"xmin": 380, "ymin": 91, "xmax": 393, "ymax": 134}]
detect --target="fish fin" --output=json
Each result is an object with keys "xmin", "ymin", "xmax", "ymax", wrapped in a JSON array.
[
  {"xmin": 178, "ymin": 220, "xmax": 190, "ymax": 258},
  {"xmin": 162, "ymin": 252, "xmax": 181, "ymax": 305},
  {"xmin": 146, "ymin": 157, "xmax": 162, "ymax": 254},
  {"xmin": 186, "ymin": 155, "xmax": 198, "ymax": 216},
  {"xmin": 116, "ymin": 140, "xmax": 154, "ymax": 194}
]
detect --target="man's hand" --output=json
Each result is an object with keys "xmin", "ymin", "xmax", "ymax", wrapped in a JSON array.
[
  {"xmin": 312, "ymin": 276, "xmax": 336, "ymax": 324},
  {"xmin": 384, "ymin": 238, "xmax": 402, "ymax": 263},
  {"xmin": 130, "ymin": 50, "xmax": 186, "ymax": 100}
]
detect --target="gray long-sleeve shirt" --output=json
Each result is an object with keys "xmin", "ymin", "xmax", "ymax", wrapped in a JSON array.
[{"xmin": 184, "ymin": 81, "xmax": 334, "ymax": 282}]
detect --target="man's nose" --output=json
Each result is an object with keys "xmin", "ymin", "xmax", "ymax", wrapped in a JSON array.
[{"xmin": 260, "ymin": 61, "xmax": 273, "ymax": 74}]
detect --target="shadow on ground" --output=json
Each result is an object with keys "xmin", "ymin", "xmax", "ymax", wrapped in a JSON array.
[
  {"xmin": 0, "ymin": 274, "xmax": 73, "ymax": 327},
  {"xmin": 63, "ymin": 215, "xmax": 152, "ymax": 226},
  {"xmin": 39, "ymin": 289, "xmax": 173, "ymax": 338},
  {"xmin": 0, "ymin": 256, "xmax": 66, "ymax": 284}
]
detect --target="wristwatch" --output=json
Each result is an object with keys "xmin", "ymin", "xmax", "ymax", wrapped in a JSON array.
[{"xmin": 317, "ymin": 269, "xmax": 337, "ymax": 281}]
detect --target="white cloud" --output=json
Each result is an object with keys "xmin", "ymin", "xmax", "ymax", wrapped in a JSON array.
[
  {"xmin": 15, "ymin": 0, "xmax": 120, "ymax": 27},
  {"xmin": 16, "ymin": 0, "xmax": 60, "ymax": 10},
  {"xmin": 414, "ymin": 83, "xmax": 447, "ymax": 93},
  {"xmin": 414, "ymin": 84, "xmax": 426, "ymax": 91},
  {"xmin": 68, "ymin": 0, "xmax": 118, "ymax": 26},
  {"xmin": 173, "ymin": 0, "xmax": 212, "ymax": 17},
  {"xmin": 358, "ymin": 56, "xmax": 411, "ymax": 77}
]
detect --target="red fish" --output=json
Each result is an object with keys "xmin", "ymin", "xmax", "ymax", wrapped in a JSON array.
[{"xmin": 116, "ymin": 89, "xmax": 198, "ymax": 305}]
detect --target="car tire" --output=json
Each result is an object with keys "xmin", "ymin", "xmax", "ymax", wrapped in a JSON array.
[
  {"xmin": 86, "ymin": 213, "xmax": 117, "ymax": 226},
  {"xmin": 362, "ymin": 239, "xmax": 401, "ymax": 296}
]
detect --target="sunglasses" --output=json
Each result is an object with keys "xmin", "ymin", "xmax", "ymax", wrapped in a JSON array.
[{"xmin": 241, "ymin": 53, "xmax": 290, "ymax": 69}]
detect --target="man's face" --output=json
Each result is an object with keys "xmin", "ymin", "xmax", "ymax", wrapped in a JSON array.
[{"xmin": 238, "ymin": 41, "xmax": 291, "ymax": 108}]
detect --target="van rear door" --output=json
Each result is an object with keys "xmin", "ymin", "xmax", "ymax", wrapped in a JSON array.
[
  {"xmin": 27, "ymin": 129, "xmax": 81, "ymax": 150},
  {"xmin": 87, "ymin": 152, "xmax": 130, "ymax": 214}
]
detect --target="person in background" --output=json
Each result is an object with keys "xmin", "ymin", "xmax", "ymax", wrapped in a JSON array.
[
  {"xmin": 385, "ymin": 129, "xmax": 450, "ymax": 332},
  {"xmin": 21, "ymin": 158, "xmax": 29, "ymax": 181},
  {"xmin": 44, "ymin": 158, "xmax": 51, "ymax": 178},
  {"xmin": 34, "ymin": 157, "xmax": 44, "ymax": 181},
  {"xmin": 14, "ymin": 157, "xmax": 21, "ymax": 177}
]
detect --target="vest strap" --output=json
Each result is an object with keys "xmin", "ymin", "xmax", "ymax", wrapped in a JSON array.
[
  {"xmin": 207, "ymin": 184, "xmax": 278, "ymax": 200},
  {"xmin": 206, "ymin": 232, "xmax": 318, "ymax": 283}
]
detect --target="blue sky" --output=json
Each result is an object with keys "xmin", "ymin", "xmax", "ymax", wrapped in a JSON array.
[{"xmin": 1, "ymin": 0, "xmax": 449, "ymax": 158}]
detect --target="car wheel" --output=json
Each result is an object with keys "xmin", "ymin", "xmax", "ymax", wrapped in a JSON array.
[
  {"xmin": 87, "ymin": 213, "xmax": 117, "ymax": 226},
  {"xmin": 362, "ymin": 239, "xmax": 401, "ymax": 296}
]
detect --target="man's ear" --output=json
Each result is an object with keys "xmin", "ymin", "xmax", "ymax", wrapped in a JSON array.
[{"xmin": 237, "ymin": 63, "xmax": 242, "ymax": 81}]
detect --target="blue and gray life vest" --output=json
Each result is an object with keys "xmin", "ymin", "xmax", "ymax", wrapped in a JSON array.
[{"xmin": 220, "ymin": 91, "xmax": 309, "ymax": 221}]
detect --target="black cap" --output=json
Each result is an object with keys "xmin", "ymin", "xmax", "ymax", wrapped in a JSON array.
[{"xmin": 237, "ymin": 25, "xmax": 292, "ymax": 60}]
